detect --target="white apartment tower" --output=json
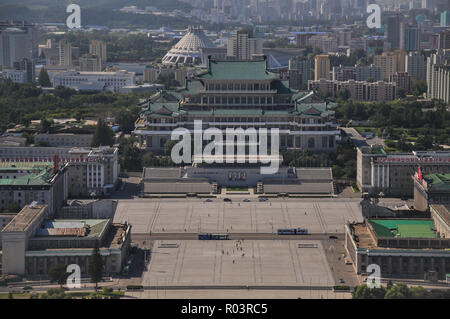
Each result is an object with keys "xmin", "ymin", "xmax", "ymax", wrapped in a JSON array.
[
  {"xmin": 58, "ymin": 39, "xmax": 72, "ymax": 67},
  {"xmin": 227, "ymin": 29, "xmax": 263, "ymax": 60}
]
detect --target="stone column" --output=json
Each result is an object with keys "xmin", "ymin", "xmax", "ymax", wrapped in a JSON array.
[{"xmin": 388, "ymin": 256, "xmax": 393, "ymax": 276}]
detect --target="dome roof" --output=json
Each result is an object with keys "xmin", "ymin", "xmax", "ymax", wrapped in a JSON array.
[{"xmin": 162, "ymin": 26, "xmax": 215, "ymax": 65}]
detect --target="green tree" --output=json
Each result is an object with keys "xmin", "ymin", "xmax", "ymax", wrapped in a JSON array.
[
  {"xmin": 397, "ymin": 88, "xmax": 406, "ymax": 99},
  {"xmin": 91, "ymin": 118, "xmax": 114, "ymax": 147},
  {"xmin": 384, "ymin": 283, "xmax": 410, "ymax": 299},
  {"xmin": 38, "ymin": 68, "xmax": 51, "ymax": 87},
  {"xmin": 89, "ymin": 240, "xmax": 104, "ymax": 291},
  {"xmin": 40, "ymin": 118, "xmax": 53, "ymax": 133},
  {"xmin": 412, "ymin": 80, "xmax": 427, "ymax": 96},
  {"xmin": 120, "ymin": 137, "xmax": 142, "ymax": 171},
  {"xmin": 48, "ymin": 264, "xmax": 69, "ymax": 288},
  {"xmin": 40, "ymin": 288, "xmax": 72, "ymax": 299},
  {"xmin": 117, "ymin": 108, "xmax": 139, "ymax": 134}
]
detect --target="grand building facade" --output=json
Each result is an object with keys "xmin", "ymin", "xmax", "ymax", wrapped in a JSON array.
[
  {"xmin": 357, "ymin": 145, "xmax": 450, "ymax": 197},
  {"xmin": 133, "ymin": 58, "xmax": 340, "ymax": 154}
]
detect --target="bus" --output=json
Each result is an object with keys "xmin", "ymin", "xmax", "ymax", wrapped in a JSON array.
[
  {"xmin": 277, "ymin": 228, "xmax": 296, "ymax": 235},
  {"xmin": 198, "ymin": 233, "xmax": 229, "ymax": 240},
  {"xmin": 198, "ymin": 233, "xmax": 211, "ymax": 240},
  {"xmin": 277, "ymin": 228, "xmax": 308, "ymax": 235}
]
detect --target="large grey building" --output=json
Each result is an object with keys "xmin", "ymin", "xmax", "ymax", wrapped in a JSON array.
[
  {"xmin": 0, "ymin": 21, "xmax": 38, "ymax": 68},
  {"xmin": 1, "ymin": 204, "xmax": 131, "ymax": 276},
  {"xmin": 357, "ymin": 145, "xmax": 450, "ymax": 197},
  {"xmin": 0, "ymin": 161, "xmax": 68, "ymax": 215},
  {"xmin": 0, "ymin": 146, "xmax": 120, "ymax": 197},
  {"xmin": 134, "ymin": 58, "xmax": 340, "ymax": 153},
  {"xmin": 406, "ymin": 52, "xmax": 427, "ymax": 81}
]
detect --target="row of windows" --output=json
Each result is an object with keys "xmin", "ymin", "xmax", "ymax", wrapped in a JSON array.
[
  {"xmin": 204, "ymin": 83, "xmax": 271, "ymax": 91},
  {"xmin": 201, "ymin": 96, "xmax": 275, "ymax": 105}
]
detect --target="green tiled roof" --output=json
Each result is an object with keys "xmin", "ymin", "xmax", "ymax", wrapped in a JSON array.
[
  {"xmin": 142, "ymin": 102, "xmax": 180, "ymax": 117},
  {"xmin": 370, "ymin": 219, "xmax": 437, "ymax": 239},
  {"xmin": 0, "ymin": 162, "xmax": 55, "ymax": 186},
  {"xmin": 179, "ymin": 80, "xmax": 204, "ymax": 95},
  {"xmin": 423, "ymin": 173, "xmax": 450, "ymax": 190},
  {"xmin": 198, "ymin": 60, "xmax": 279, "ymax": 80}
]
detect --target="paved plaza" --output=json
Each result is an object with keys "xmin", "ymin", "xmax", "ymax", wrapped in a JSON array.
[
  {"xmin": 141, "ymin": 240, "xmax": 334, "ymax": 287},
  {"xmin": 128, "ymin": 289, "xmax": 352, "ymax": 299},
  {"xmin": 113, "ymin": 199, "xmax": 363, "ymax": 234}
]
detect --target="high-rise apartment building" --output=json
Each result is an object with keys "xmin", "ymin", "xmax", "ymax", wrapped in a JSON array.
[
  {"xmin": 89, "ymin": 40, "xmax": 107, "ymax": 63},
  {"xmin": 288, "ymin": 56, "xmax": 312, "ymax": 84},
  {"xmin": 439, "ymin": 30, "xmax": 450, "ymax": 50},
  {"xmin": 314, "ymin": 54, "xmax": 330, "ymax": 80},
  {"xmin": 401, "ymin": 23, "xmax": 420, "ymax": 51},
  {"xmin": 441, "ymin": 10, "xmax": 450, "ymax": 26},
  {"xmin": 0, "ymin": 21, "xmax": 38, "ymax": 68},
  {"xmin": 79, "ymin": 54, "xmax": 102, "ymax": 72},
  {"xmin": 428, "ymin": 64, "xmax": 450, "ymax": 104},
  {"xmin": 387, "ymin": 14, "xmax": 402, "ymax": 49},
  {"xmin": 390, "ymin": 72, "xmax": 412, "ymax": 94},
  {"xmin": 426, "ymin": 50, "xmax": 450, "ymax": 99},
  {"xmin": 227, "ymin": 29, "xmax": 263, "ymax": 60},
  {"xmin": 58, "ymin": 39, "xmax": 72, "ymax": 67},
  {"xmin": 405, "ymin": 52, "xmax": 427, "ymax": 81},
  {"xmin": 374, "ymin": 53, "xmax": 398, "ymax": 81},
  {"xmin": 13, "ymin": 57, "xmax": 34, "ymax": 83}
]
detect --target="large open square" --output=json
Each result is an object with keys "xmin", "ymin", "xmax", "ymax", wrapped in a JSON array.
[
  {"xmin": 141, "ymin": 240, "xmax": 334, "ymax": 287},
  {"xmin": 113, "ymin": 199, "xmax": 363, "ymax": 234}
]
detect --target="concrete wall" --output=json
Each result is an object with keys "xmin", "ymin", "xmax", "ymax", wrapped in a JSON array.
[{"xmin": 2, "ymin": 232, "xmax": 26, "ymax": 275}]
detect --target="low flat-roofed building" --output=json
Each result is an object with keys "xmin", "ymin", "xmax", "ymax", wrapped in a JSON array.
[
  {"xmin": 141, "ymin": 164, "xmax": 334, "ymax": 196},
  {"xmin": 345, "ymin": 218, "xmax": 450, "ymax": 279},
  {"xmin": 1, "ymin": 204, "xmax": 131, "ymax": 276},
  {"xmin": 34, "ymin": 133, "xmax": 93, "ymax": 148},
  {"xmin": 0, "ymin": 136, "xmax": 26, "ymax": 147}
]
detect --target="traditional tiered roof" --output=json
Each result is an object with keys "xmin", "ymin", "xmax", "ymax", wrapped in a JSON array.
[{"xmin": 198, "ymin": 60, "xmax": 279, "ymax": 81}]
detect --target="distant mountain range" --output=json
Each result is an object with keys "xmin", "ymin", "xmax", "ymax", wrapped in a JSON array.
[{"xmin": 0, "ymin": 0, "xmax": 196, "ymax": 29}]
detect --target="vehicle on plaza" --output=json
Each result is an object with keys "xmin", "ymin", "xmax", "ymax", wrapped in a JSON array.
[
  {"xmin": 277, "ymin": 228, "xmax": 309, "ymax": 235},
  {"xmin": 198, "ymin": 233, "xmax": 229, "ymax": 240},
  {"xmin": 277, "ymin": 228, "xmax": 296, "ymax": 235}
]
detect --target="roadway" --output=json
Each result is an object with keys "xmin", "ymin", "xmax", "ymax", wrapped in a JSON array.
[{"xmin": 131, "ymin": 233, "xmax": 342, "ymax": 241}]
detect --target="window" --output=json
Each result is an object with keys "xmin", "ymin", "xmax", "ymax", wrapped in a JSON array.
[{"xmin": 308, "ymin": 138, "xmax": 315, "ymax": 149}]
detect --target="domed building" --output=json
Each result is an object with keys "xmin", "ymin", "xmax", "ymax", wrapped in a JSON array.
[{"xmin": 162, "ymin": 26, "xmax": 215, "ymax": 66}]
